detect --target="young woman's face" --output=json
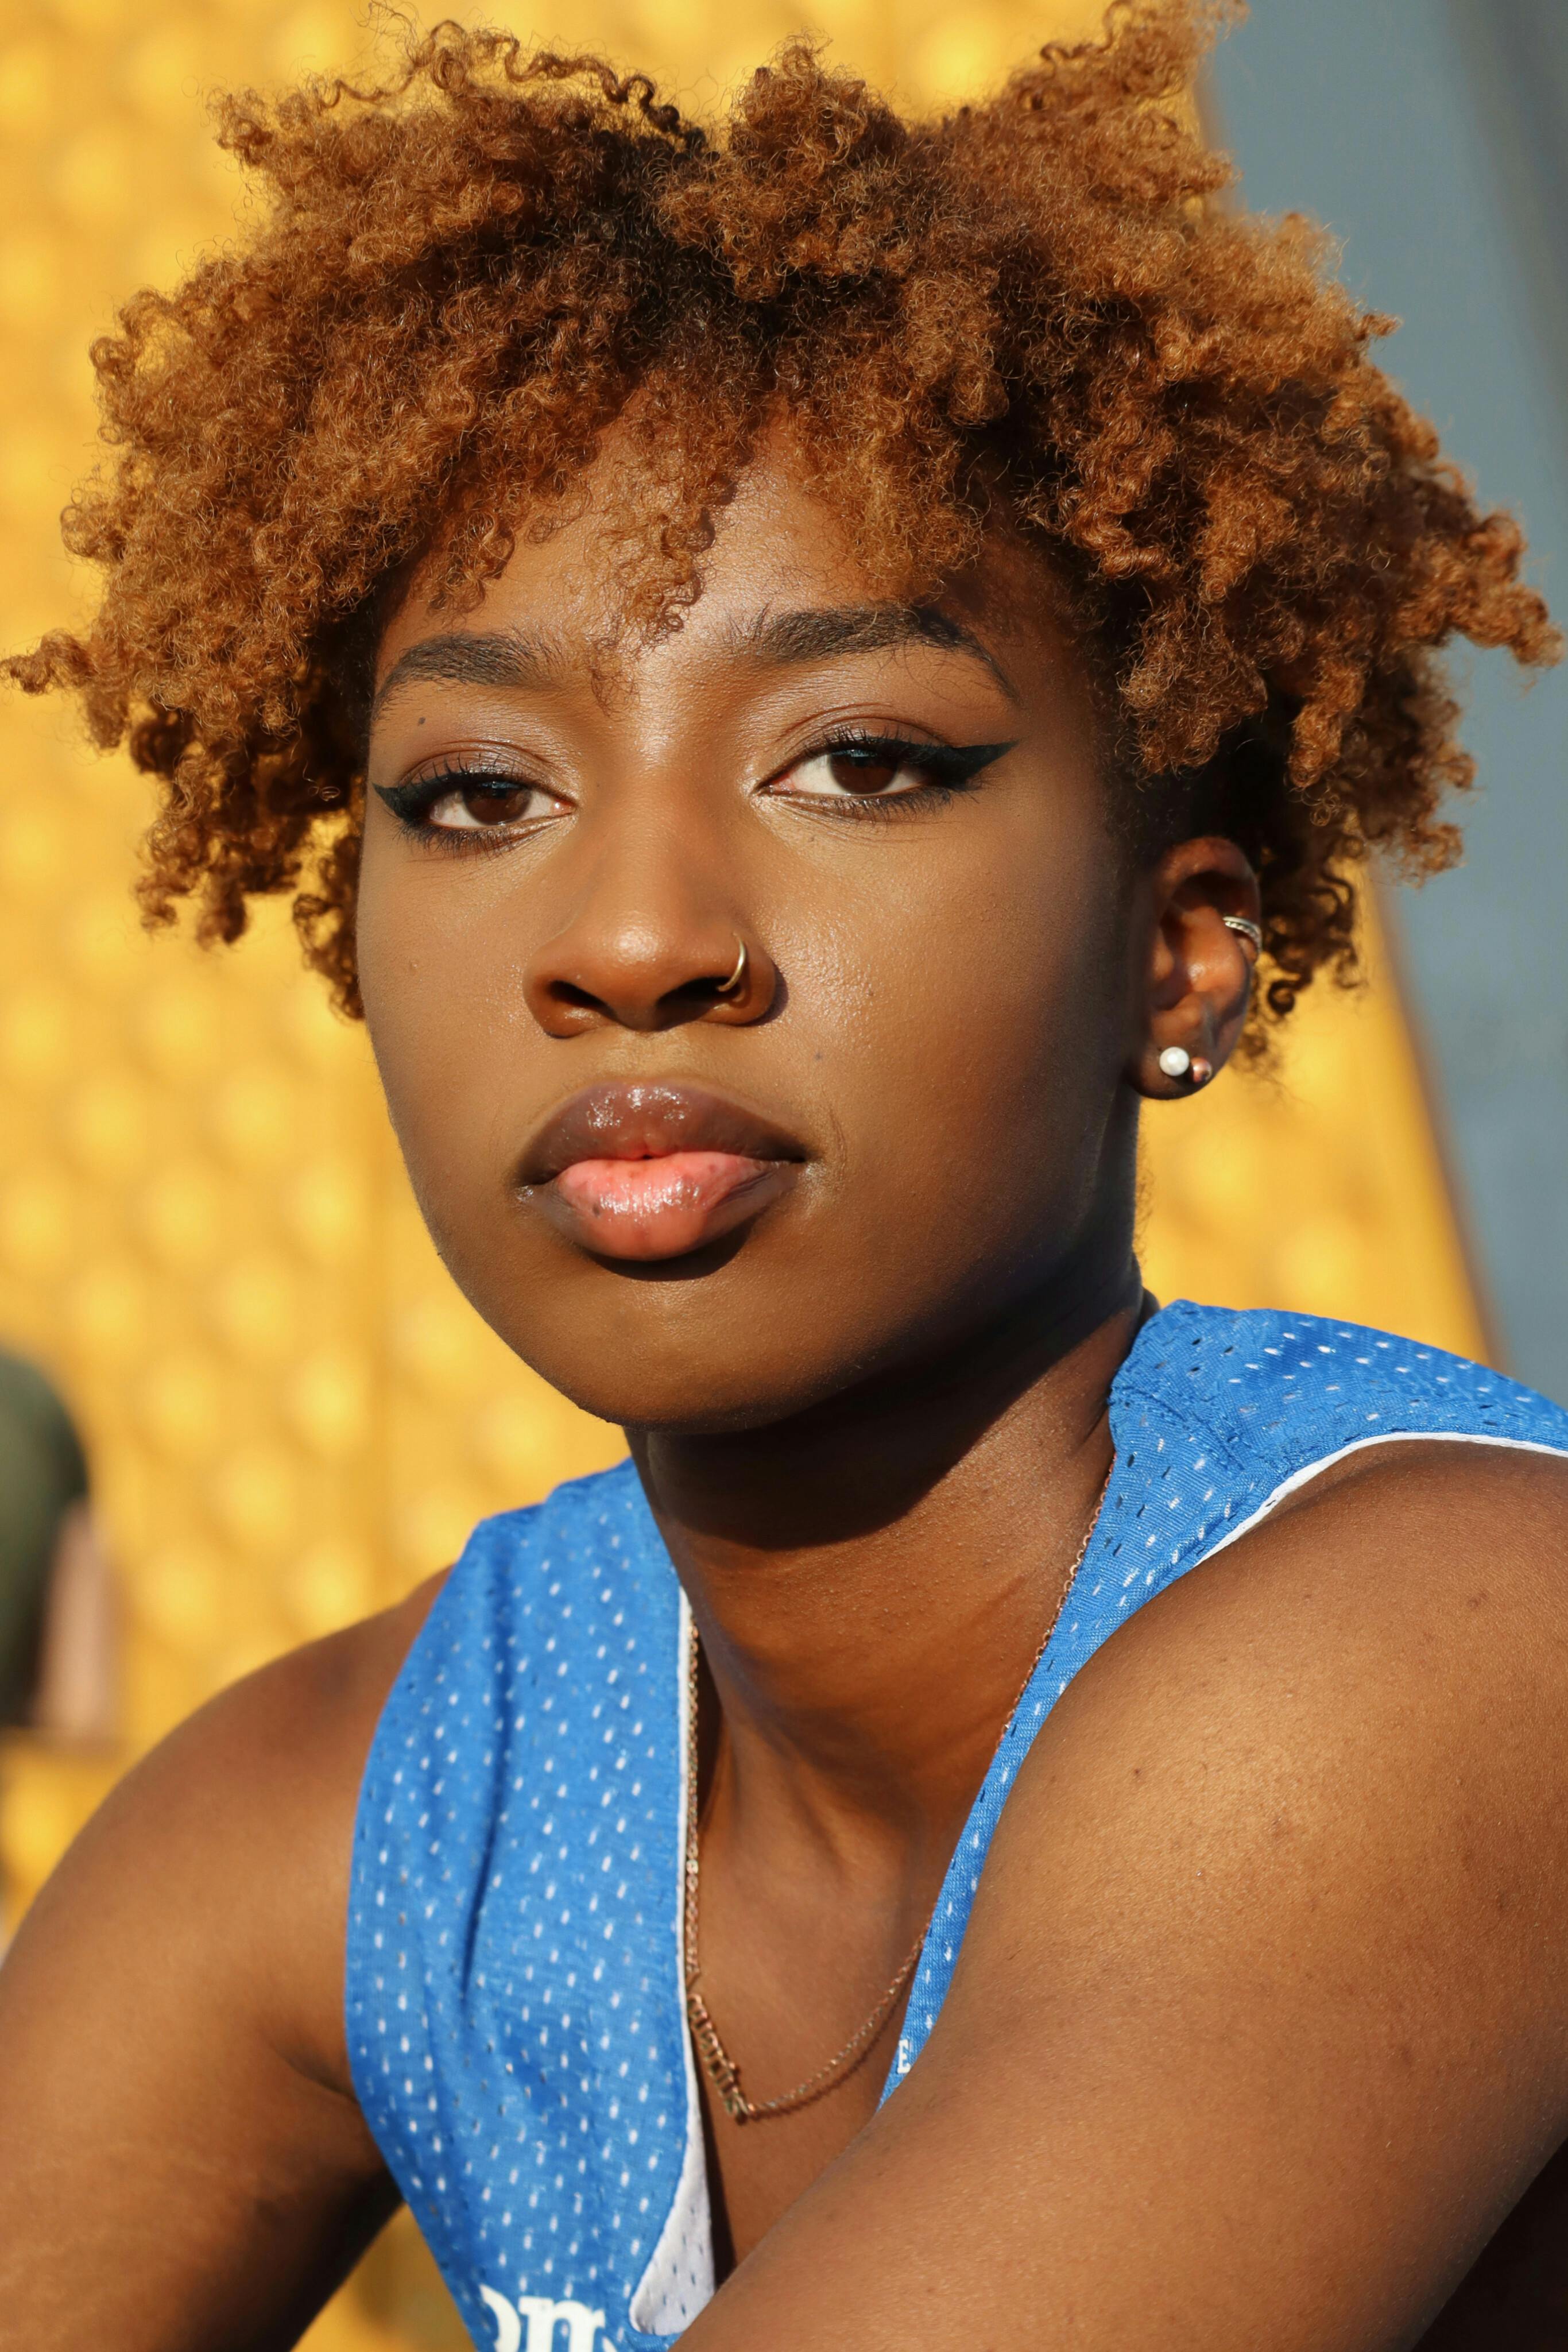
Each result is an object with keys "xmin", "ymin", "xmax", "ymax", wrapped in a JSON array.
[{"xmin": 356, "ymin": 445, "xmax": 1148, "ymax": 1433}]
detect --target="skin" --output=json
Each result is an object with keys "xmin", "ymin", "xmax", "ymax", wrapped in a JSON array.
[{"xmin": 3, "ymin": 439, "xmax": 1568, "ymax": 2351}]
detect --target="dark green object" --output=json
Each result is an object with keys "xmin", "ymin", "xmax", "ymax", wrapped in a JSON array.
[{"xmin": 0, "ymin": 1352, "xmax": 88, "ymax": 1728}]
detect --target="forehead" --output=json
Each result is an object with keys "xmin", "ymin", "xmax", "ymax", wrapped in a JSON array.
[{"xmin": 373, "ymin": 434, "xmax": 1077, "ymax": 697}]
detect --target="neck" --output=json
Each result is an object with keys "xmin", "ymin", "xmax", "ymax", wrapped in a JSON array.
[{"xmin": 631, "ymin": 1245, "xmax": 1145, "ymax": 1880}]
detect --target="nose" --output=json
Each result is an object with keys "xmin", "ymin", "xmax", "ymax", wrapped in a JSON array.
[{"xmin": 522, "ymin": 831, "xmax": 776, "ymax": 1037}]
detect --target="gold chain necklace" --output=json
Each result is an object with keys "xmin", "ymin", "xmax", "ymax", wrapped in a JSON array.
[{"xmin": 682, "ymin": 1459, "xmax": 1114, "ymax": 2125}]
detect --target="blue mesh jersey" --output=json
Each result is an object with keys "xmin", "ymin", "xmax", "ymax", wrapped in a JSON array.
[{"xmin": 345, "ymin": 1302, "xmax": 1568, "ymax": 2351}]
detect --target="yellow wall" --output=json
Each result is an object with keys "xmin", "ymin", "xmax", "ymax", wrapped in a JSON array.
[
  {"xmin": 1139, "ymin": 898, "xmax": 1486, "ymax": 1359},
  {"xmin": 0, "ymin": 1, "xmax": 1484, "ymax": 2343}
]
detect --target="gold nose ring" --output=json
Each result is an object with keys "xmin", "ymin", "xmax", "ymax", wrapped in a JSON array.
[{"xmin": 715, "ymin": 938, "xmax": 749, "ymax": 999}]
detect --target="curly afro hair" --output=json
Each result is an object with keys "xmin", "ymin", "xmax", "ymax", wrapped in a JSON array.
[{"xmin": 6, "ymin": 0, "xmax": 1558, "ymax": 1027}]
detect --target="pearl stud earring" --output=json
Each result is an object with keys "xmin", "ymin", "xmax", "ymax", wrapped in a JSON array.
[{"xmin": 1157, "ymin": 1046, "xmax": 1214, "ymax": 1087}]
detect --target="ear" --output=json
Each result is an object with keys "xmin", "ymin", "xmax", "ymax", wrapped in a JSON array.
[{"xmin": 1129, "ymin": 836, "xmax": 1263, "ymax": 1098}]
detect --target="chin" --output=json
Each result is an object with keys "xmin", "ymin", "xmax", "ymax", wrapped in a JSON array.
[
  {"xmin": 543, "ymin": 1361, "xmax": 850, "ymax": 1440},
  {"xmin": 453, "ymin": 1251, "xmax": 871, "ymax": 1437},
  {"xmin": 431, "ymin": 1190, "xmax": 1036, "ymax": 1441},
  {"xmin": 516, "ymin": 1317, "xmax": 856, "ymax": 1438}
]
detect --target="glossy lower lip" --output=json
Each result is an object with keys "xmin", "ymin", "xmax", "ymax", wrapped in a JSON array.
[
  {"xmin": 549, "ymin": 1150, "xmax": 799, "ymax": 1260},
  {"xmin": 519, "ymin": 1082, "xmax": 808, "ymax": 1263}
]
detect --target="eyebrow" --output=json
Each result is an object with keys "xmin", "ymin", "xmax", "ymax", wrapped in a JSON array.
[
  {"xmin": 371, "ymin": 629, "xmax": 563, "ymax": 721},
  {"xmin": 731, "ymin": 603, "xmax": 1019, "ymax": 699},
  {"xmin": 370, "ymin": 602, "xmax": 1018, "ymax": 725}
]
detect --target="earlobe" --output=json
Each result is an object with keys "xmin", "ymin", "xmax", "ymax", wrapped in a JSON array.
[
  {"xmin": 1156, "ymin": 1046, "xmax": 1213, "ymax": 1088},
  {"xmin": 1138, "ymin": 1040, "xmax": 1215, "ymax": 1100}
]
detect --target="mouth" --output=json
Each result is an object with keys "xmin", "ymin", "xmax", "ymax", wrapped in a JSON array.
[{"xmin": 518, "ymin": 1081, "xmax": 808, "ymax": 1263}]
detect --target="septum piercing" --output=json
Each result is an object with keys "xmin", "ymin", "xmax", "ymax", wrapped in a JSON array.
[
  {"xmin": 1224, "ymin": 914, "xmax": 1264, "ymax": 953},
  {"xmin": 715, "ymin": 937, "xmax": 749, "ymax": 999}
]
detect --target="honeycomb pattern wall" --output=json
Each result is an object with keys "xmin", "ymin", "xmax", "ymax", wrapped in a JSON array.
[
  {"xmin": 1139, "ymin": 897, "xmax": 1486, "ymax": 1356},
  {"xmin": 0, "ymin": 1, "xmax": 1484, "ymax": 2345}
]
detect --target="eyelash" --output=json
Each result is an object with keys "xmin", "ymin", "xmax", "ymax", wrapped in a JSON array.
[
  {"xmin": 374, "ymin": 756, "xmax": 554, "ymax": 852},
  {"xmin": 765, "ymin": 728, "xmax": 1013, "ymax": 817},
  {"xmin": 373, "ymin": 729, "xmax": 1015, "ymax": 850}
]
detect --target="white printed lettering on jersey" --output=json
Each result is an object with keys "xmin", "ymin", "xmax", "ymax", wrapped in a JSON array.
[{"xmin": 480, "ymin": 2284, "xmax": 606, "ymax": 2352}]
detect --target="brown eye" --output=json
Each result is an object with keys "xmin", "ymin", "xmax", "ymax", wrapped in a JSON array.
[
  {"xmin": 420, "ymin": 779, "xmax": 561, "ymax": 832},
  {"xmin": 765, "ymin": 733, "xmax": 1012, "ymax": 810},
  {"xmin": 826, "ymin": 750, "xmax": 904, "ymax": 794},
  {"xmin": 779, "ymin": 745, "xmax": 929, "ymax": 800},
  {"xmin": 462, "ymin": 786, "xmax": 533, "ymax": 825}
]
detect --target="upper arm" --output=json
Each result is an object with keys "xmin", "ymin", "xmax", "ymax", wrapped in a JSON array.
[
  {"xmin": 684, "ymin": 1444, "xmax": 1568, "ymax": 2352},
  {"xmin": 0, "ymin": 1579, "xmax": 440, "ymax": 2352}
]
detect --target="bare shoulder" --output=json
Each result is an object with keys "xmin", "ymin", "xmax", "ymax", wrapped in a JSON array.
[
  {"xmin": 1265, "ymin": 1430, "xmax": 1568, "ymax": 1599},
  {"xmin": 978, "ymin": 1435, "xmax": 1568, "ymax": 2025},
  {"xmin": 0, "ymin": 1573, "xmax": 445, "ymax": 2352},
  {"xmin": 9, "ymin": 1566, "xmax": 446, "ymax": 2088},
  {"xmin": 1013, "ymin": 1432, "xmax": 1568, "ymax": 1811},
  {"xmin": 1048, "ymin": 1432, "xmax": 1568, "ymax": 1731},
  {"xmin": 1131, "ymin": 1432, "xmax": 1568, "ymax": 1732}
]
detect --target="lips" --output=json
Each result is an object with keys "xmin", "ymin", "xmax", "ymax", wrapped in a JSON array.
[{"xmin": 519, "ymin": 1082, "xmax": 807, "ymax": 1262}]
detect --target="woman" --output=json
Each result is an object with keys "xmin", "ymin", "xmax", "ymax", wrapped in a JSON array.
[{"xmin": 4, "ymin": 7, "xmax": 1568, "ymax": 2347}]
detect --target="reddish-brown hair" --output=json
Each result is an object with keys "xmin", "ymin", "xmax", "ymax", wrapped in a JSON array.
[{"xmin": 6, "ymin": 0, "xmax": 1557, "ymax": 1025}]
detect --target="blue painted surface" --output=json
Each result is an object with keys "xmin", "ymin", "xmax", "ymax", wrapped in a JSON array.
[{"xmin": 1211, "ymin": 1, "xmax": 1568, "ymax": 1401}]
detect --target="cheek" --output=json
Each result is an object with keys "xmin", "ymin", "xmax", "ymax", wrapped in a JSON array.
[
  {"xmin": 354, "ymin": 842, "xmax": 509, "ymax": 1192},
  {"xmin": 354, "ymin": 849, "xmax": 431, "ymax": 1120},
  {"xmin": 804, "ymin": 811, "xmax": 1125, "ymax": 1198}
]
